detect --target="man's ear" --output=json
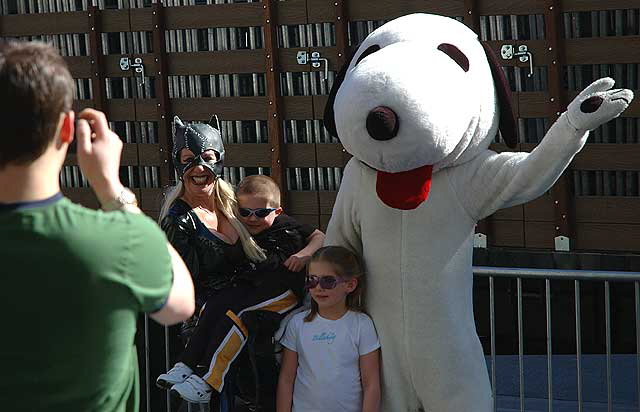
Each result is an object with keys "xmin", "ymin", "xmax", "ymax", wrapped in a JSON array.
[
  {"xmin": 59, "ymin": 111, "xmax": 75, "ymax": 144},
  {"xmin": 275, "ymin": 207, "xmax": 283, "ymax": 215}
]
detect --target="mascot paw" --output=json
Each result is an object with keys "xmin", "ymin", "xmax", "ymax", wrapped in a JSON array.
[{"xmin": 566, "ymin": 77, "xmax": 634, "ymax": 132}]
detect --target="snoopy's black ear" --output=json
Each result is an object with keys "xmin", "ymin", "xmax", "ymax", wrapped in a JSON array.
[
  {"xmin": 323, "ymin": 50, "xmax": 358, "ymax": 139},
  {"xmin": 481, "ymin": 42, "xmax": 518, "ymax": 149}
]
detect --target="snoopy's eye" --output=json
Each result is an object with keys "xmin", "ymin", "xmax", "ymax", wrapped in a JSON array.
[
  {"xmin": 355, "ymin": 45, "xmax": 381, "ymax": 65},
  {"xmin": 437, "ymin": 43, "xmax": 469, "ymax": 72}
]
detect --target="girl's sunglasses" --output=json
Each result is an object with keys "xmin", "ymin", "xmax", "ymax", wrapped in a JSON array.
[
  {"xmin": 238, "ymin": 207, "xmax": 277, "ymax": 218},
  {"xmin": 305, "ymin": 274, "xmax": 346, "ymax": 290}
]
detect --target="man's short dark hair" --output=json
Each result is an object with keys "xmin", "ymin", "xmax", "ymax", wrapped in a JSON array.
[{"xmin": 0, "ymin": 40, "xmax": 75, "ymax": 169}]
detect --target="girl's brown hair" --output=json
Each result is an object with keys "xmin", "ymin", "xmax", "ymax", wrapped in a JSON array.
[{"xmin": 304, "ymin": 246, "xmax": 365, "ymax": 322}]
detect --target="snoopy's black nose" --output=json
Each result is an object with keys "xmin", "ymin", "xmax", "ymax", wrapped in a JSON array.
[{"xmin": 366, "ymin": 106, "xmax": 399, "ymax": 141}]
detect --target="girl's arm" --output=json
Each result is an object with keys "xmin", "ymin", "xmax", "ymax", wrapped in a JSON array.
[
  {"xmin": 277, "ymin": 348, "xmax": 298, "ymax": 412},
  {"xmin": 360, "ymin": 349, "xmax": 381, "ymax": 412}
]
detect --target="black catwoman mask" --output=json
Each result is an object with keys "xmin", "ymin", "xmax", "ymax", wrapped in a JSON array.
[{"xmin": 172, "ymin": 115, "xmax": 225, "ymax": 180}]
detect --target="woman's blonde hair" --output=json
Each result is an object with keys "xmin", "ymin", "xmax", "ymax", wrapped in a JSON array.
[
  {"xmin": 159, "ymin": 178, "xmax": 266, "ymax": 262},
  {"xmin": 304, "ymin": 246, "xmax": 365, "ymax": 322}
]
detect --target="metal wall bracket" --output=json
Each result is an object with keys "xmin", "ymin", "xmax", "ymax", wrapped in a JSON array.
[
  {"xmin": 500, "ymin": 44, "xmax": 533, "ymax": 78},
  {"xmin": 474, "ymin": 233, "xmax": 488, "ymax": 249},
  {"xmin": 554, "ymin": 235, "xmax": 570, "ymax": 252},
  {"xmin": 296, "ymin": 50, "xmax": 329, "ymax": 82},
  {"xmin": 119, "ymin": 57, "xmax": 146, "ymax": 85}
]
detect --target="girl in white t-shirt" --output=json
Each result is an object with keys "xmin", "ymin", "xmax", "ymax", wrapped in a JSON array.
[{"xmin": 277, "ymin": 246, "xmax": 381, "ymax": 412}]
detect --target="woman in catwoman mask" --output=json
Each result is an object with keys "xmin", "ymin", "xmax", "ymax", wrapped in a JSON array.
[{"xmin": 159, "ymin": 116, "xmax": 265, "ymax": 326}]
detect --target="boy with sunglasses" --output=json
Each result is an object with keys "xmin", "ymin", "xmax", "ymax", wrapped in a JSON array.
[{"xmin": 158, "ymin": 175, "xmax": 325, "ymax": 403}]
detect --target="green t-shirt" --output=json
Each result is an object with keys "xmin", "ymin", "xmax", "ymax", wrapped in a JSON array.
[{"xmin": 0, "ymin": 194, "xmax": 172, "ymax": 412}]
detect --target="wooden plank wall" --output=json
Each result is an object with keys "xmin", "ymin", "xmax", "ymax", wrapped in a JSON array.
[{"xmin": 0, "ymin": 0, "xmax": 638, "ymax": 253}]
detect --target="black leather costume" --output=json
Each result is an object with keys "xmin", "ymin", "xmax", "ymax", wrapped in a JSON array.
[
  {"xmin": 236, "ymin": 214, "xmax": 313, "ymax": 299},
  {"xmin": 161, "ymin": 198, "xmax": 246, "ymax": 309}
]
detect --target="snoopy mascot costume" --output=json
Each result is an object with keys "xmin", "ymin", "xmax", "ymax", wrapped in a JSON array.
[{"xmin": 323, "ymin": 13, "xmax": 633, "ymax": 412}]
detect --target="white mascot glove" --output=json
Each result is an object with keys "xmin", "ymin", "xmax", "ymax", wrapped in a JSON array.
[{"xmin": 565, "ymin": 77, "xmax": 634, "ymax": 132}]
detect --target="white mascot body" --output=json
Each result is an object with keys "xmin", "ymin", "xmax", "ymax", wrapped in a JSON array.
[{"xmin": 323, "ymin": 14, "xmax": 633, "ymax": 412}]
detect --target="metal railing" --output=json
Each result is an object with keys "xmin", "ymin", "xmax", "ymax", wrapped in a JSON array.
[
  {"xmin": 142, "ymin": 266, "xmax": 640, "ymax": 412},
  {"xmin": 475, "ymin": 266, "xmax": 640, "ymax": 412}
]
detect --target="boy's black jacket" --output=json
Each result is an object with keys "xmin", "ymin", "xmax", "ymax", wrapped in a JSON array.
[{"xmin": 237, "ymin": 214, "xmax": 313, "ymax": 299}]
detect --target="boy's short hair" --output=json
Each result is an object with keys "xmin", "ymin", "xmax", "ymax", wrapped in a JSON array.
[
  {"xmin": 236, "ymin": 175, "xmax": 281, "ymax": 207},
  {"xmin": 0, "ymin": 40, "xmax": 75, "ymax": 169}
]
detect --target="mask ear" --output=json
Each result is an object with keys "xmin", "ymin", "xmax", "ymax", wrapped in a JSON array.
[
  {"xmin": 481, "ymin": 42, "xmax": 518, "ymax": 149},
  {"xmin": 323, "ymin": 50, "xmax": 358, "ymax": 140},
  {"xmin": 173, "ymin": 116, "xmax": 185, "ymax": 137},
  {"xmin": 208, "ymin": 115, "xmax": 220, "ymax": 131}
]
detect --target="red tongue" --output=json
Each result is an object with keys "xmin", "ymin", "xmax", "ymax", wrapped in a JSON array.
[{"xmin": 376, "ymin": 165, "xmax": 433, "ymax": 210}]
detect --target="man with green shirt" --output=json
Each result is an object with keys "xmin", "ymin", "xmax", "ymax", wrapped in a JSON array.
[{"xmin": 0, "ymin": 41, "xmax": 195, "ymax": 411}]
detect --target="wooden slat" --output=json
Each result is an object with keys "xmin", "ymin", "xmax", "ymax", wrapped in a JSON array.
[
  {"xmin": 88, "ymin": 7, "xmax": 107, "ymax": 113},
  {"xmin": 170, "ymin": 97, "xmax": 269, "ymax": 120},
  {"xmin": 347, "ymin": 0, "xmax": 464, "ymax": 20},
  {"xmin": 492, "ymin": 220, "xmax": 525, "ymax": 247},
  {"xmin": 120, "ymin": 144, "xmax": 139, "ymax": 166},
  {"xmin": 65, "ymin": 57, "xmax": 92, "ymax": 78},
  {"xmin": 282, "ymin": 96, "xmax": 315, "ymax": 119},
  {"xmin": 572, "ymin": 144, "xmax": 640, "ymax": 171},
  {"xmin": 289, "ymin": 214, "xmax": 321, "ymax": 229},
  {"xmin": 478, "ymin": 0, "xmax": 547, "ymax": 15},
  {"xmin": 575, "ymin": 223, "xmax": 640, "ymax": 252},
  {"xmin": 73, "ymin": 99, "xmax": 93, "ymax": 113},
  {"xmin": 128, "ymin": 8, "xmax": 152, "ymax": 31},
  {"xmin": 306, "ymin": 0, "xmax": 338, "ymax": 23},
  {"xmin": 100, "ymin": 9, "xmax": 130, "ymax": 32},
  {"xmin": 319, "ymin": 191, "xmax": 338, "ymax": 215},
  {"xmin": 151, "ymin": 3, "xmax": 174, "ymax": 188},
  {"xmin": 140, "ymin": 188, "xmax": 163, "ymax": 212},
  {"xmin": 316, "ymin": 143, "xmax": 351, "ymax": 167},
  {"xmin": 286, "ymin": 144, "xmax": 317, "ymax": 167},
  {"xmin": 277, "ymin": 0, "xmax": 307, "ymax": 25},
  {"xmin": 138, "ymin": 144, "xmax": 163, "ymax": 165},
  {"xmin": 224, "ymin": 144, "xmax": 271, "ymax": 167},
  {"xmin": 107, "ymin": 99, "xmax": 136, "ymax": 121},
  {"xmin": 287, "ymin": 191, "xmax": 320, "ymax": 214},
  {"xmin": 524, "ymin": 221, "xmax": 555, "ymax": 249},
  {"xmin": 565, "ymin": 37, "xmax": 640, "ymax": 65},
  {"xmin": 575, "ymin": 197, "xmax": 640, "ymax": 224},
  {"xmin": 519, "ymin": 143, "xmax": 640, "ymax": 171},
  {"xmin": 546, "ymin": 0, "xmax": 573, "ymax": 243},
  {"xmin": 264, "ymin": 0, "xmax": 287, "ymax": 198},
  {"xmin": 0, "ymin": 12, "xmax": 88, "ymax": 36},
  {"xmin": 562, "ymin": 0, "xmax": 640, "ymax": 13},
  {"xmin": 163, "ymin": 3, "xmax": 263, "ymax": 29},
  {"xmin": 313, "ymin": 96, "xmax": 330, "ymax": 120},
  {"xmin": 167, "ymin": 51, "xmax": 265, "ymax": 75},
  {"xmin": 523, "ymin": 194, "xmax": 555, "ymax": 222},
  {"xmin": 518, "ymin": 92, "xmax": 553, "ymax": 118}
]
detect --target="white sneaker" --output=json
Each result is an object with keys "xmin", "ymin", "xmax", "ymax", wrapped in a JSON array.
[
  {"xmin": 156, "ymin": 362, "xmax": 193, "ymax": 389},
  {"xmin": 170, "ymin": 374, "xmax": 213, "ymax": 404}
]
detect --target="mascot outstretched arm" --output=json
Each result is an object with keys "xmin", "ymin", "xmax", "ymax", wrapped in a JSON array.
[{"xmin": 323, "ymin": 13, "xmax": 633, "ymax": 412}]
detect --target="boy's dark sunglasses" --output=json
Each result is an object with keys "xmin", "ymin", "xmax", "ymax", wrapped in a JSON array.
[
  {"xmin": 305, "ymin": 274, "xmax": 346, "ymax": 290},
  {"xmin": 238, "ymin": 207, "xmax": 277, "ymax": 218}
]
